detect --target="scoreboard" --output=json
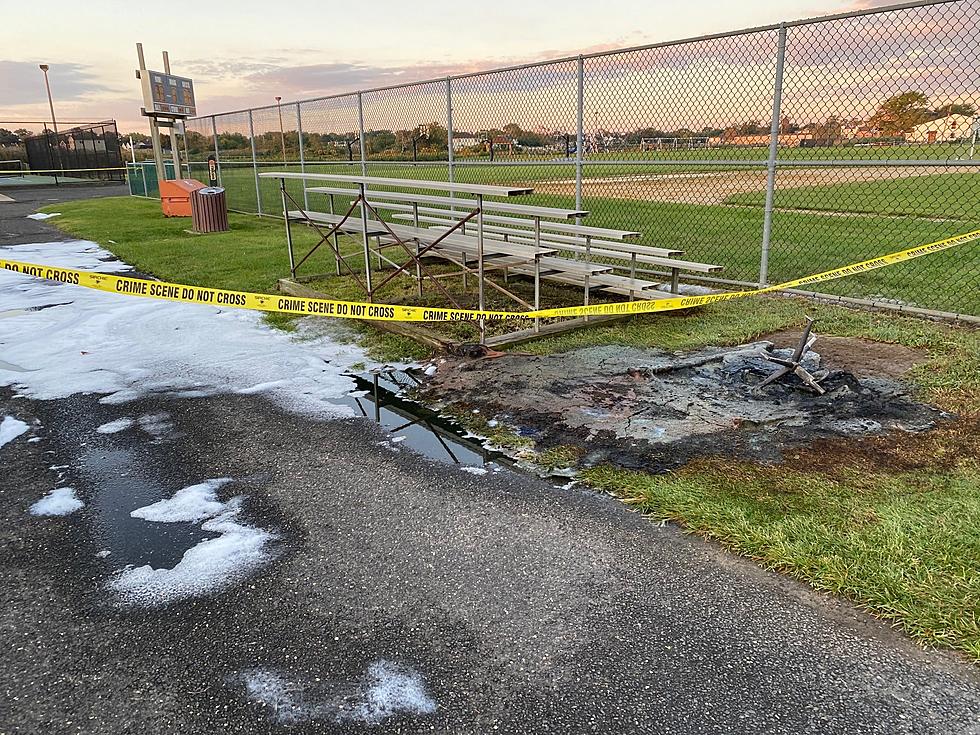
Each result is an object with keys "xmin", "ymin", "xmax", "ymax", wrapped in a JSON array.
[{"xmin": 140, "ymin": 70, "xmax": 196, "ymax": 117}]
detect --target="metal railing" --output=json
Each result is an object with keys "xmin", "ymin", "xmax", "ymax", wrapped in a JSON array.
[{"xmin": 172, "ymin": 0, "xmax": 979, "ymax": 320}]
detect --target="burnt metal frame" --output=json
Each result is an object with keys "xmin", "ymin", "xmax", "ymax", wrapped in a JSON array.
[{"xmin": 757, "ymin": 316, "xmax": 827, "ymax": 394}]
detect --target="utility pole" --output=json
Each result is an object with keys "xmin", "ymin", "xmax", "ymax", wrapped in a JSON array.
[{"xmin": 275, "ymin": 96, "xmax": 287, "ymax": 166}]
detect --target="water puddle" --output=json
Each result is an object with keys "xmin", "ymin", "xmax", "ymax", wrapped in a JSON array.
[
  {"xmin": 78, "ymin": 447, "xmax": 210, "ymax": 569},
  {"xmin": 38, "ymin": 368, "xmax": 519, "ymax": 577},
  {"xmin": 332, "ymin": 368, "xmax": 508, "ymax": 470},
  {"xmin": 73, "ymin": 369, "xmax": 514, "ymax": 585}
]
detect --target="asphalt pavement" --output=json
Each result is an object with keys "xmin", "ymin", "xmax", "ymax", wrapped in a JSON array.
[{"xmin": 0, "ymin": 183, "xmax": 128, "ymax": 246}]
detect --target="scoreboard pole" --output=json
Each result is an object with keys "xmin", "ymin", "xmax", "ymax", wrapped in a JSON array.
[
  {"xmin": 162, "ymin": 51, "xmax": 182, "ymax": 177},
  {"xmin": 137, "ymin": 43, "xmax": 167, "ymax": 184}
]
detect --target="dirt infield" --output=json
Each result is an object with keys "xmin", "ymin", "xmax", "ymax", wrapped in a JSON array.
[{"xmin": 534, "ymin": 166, "xmax": 957, "ymax": 205}]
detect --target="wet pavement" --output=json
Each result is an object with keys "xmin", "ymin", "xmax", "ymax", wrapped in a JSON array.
[
  {"xmin": 6, "ymin": 386, "xmax": 980, "ymax": 734},
  {"xmin": 3, "ymin": 194, "xmax": 980, "ymax": 733},
  {"xmin": 334, "ymin": 368, "xmax": 507, "ymax": 470}
]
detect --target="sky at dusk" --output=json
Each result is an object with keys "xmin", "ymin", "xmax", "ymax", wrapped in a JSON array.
[
  {"xmin": 0, "ymin": 0, "xmax": 909, "ymax": 134},
  {"xmin": 0, "ymin": 0, "xmax": 904, "ymax": 131}
]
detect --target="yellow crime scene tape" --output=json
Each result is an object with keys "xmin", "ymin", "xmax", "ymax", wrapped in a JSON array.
[{"xmin": 1, "ymin": 229, "xmax": 978, "ymax": 322}]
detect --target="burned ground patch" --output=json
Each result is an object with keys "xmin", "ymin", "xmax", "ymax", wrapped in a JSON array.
[{"xmin": 423, "ymin": 337, "xmax": 948, "ymax": 473}]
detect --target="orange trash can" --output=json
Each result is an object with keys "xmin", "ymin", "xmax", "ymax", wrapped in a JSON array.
[{"xmin": 160, "ymin": 179, "xmax": 206, "ymax": 217}]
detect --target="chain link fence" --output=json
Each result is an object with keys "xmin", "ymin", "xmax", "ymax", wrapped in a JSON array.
[
  {"xmin": 1, "ymin": 120, "xmax": 126, "ymax": 182},
  {"xmin": 177, "ymin": 0, "xmax": 980, "ymax": 319}
]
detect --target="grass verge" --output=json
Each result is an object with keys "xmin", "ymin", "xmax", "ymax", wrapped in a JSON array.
[{"xmin": 582, "ymin": 420, "xmax": 980, "ymax": 659}]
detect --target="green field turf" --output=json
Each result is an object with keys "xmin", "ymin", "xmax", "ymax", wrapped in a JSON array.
[
  {"xmin": 194, "ymin": 140, "xmax": 976, "ymax": 166},
  {"xmin": 725, "ymin": 173, "xmax": 980, "ymax": 220}
]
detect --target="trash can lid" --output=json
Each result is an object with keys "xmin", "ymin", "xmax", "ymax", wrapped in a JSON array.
[{"xmin": 200, "ymin": 187, "xmax": 225, "ymax": 195}]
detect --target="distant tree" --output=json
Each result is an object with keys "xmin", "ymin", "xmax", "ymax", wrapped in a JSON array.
[
  {"xmin": 423, "ymin": 122, "xmax": 448, "ymax": 149},
  {"xmin": 869, "ymin": 91, "xmax": 931, "ymax": 134},
  {"xmin": 0, "ymin": 129, "xmax": 18, "ymax": 147},
  {"xmin": 931, "ymin": 102, "xmax": 977, "ymax": 119},
  {"xmin": 516, "ymin": 130, "xmax": 549, "ymax": 147},
  {"xmin": 365, "ymin": 129, "xmax": 395, "ymax": 155},
  {"xmin": 183, "ymin": 130, "xmax": 209, "ymax": 155},
  {"xmin": 13, "ymin": 128, "xmax": 33, "ymax": 141},
  {"xmin": 625, "ymin": 127, "xmax": 668, "ymax": 144},
  {"xmin": 394, "ymin": 128, "xmax": 415, "ymax": 153},
  {"xmin": 814, "ymin": 116, "xmax": 843, "ymax": 142},
  {"xmin": 501, "ymin": 123, "xmax": 522, "ymax": 140},
  {"xmin": 217, "ymin": 132, "xmax": 249, "ymax": 150}
]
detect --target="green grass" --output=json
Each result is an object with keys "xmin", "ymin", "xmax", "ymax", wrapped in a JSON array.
[
  {"xmin": 44, "ymin": 196, "xmax": 298, "ymax": 293},
  {"xmin": 194, "ymin": 140, "xmax": 976, "ymax": 173},
  {"xmin": 39, "ymin": 196, "xmax": 425, "ymax": 361},
  {"xmin": 583, "ymin": 434, "xmax": 980, "ymax": 659},
  {"xmin": 193, "ymin": 142, "xmax": 978, "ymax": 211},
  {"xmin": 726, "ymin": 173, "xmax": 980, "ymax": 220}
]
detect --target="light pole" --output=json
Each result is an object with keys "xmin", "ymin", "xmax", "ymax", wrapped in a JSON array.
[
  {"xmin": 39, "ymin": 64, "xmax": 59, "ymax": 137},
  {"xmin": 275, "ymin": 96, "xmax": 287, "ymax": 166},
  {"xmin": 39, "ymin": 64, "xmax": 62, "ymax": 178}
]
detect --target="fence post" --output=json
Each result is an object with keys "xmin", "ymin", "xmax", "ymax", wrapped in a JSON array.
[
  {"xmin": 446, "ymin": 77, "xmax": 455, "ymax": 212},
  {"xmin": 210, "ymin": 115, "xmax": 222, "ymax": 186},
  {"xmin": 297, "ymin": 102, "xmax": 309, "ymax": 210},
  {"xmin": 446, "ymin": 77, "xmax": 454, "ymax": 186},
  {"xmin": 575, "ymin": 56, "xmax": 584, "ymax": 217},
  {"xmin": 760, "ymin": 23, "xmax": 788, "ymax": 286},
  {"xmin": 357, "ymin": 92, "xmax": 367, "ymax": 177},
  {"xmin": 181, "ymin": 124, "xmax": 191, "ymax": 179},
  {"xmin": 248, "ymin": 109, "xmax": 263, "ymax": 215}
]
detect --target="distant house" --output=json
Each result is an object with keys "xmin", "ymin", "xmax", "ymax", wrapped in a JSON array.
[
  {"xmin": 451, "ymin": 134, "xmax": 481, "ymax": 151},
  {"xmin": 908, "ymin": 114, "xmax": 975, "ymax": 143},
  {"xmin": 841, "ymin": 119, "xmax": 883, "ymax": 139}
]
